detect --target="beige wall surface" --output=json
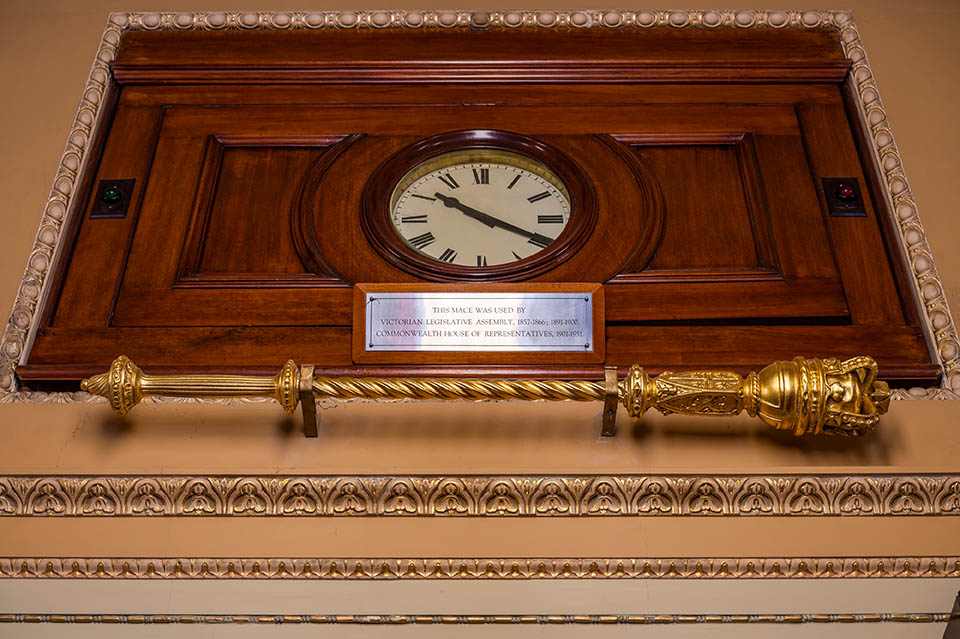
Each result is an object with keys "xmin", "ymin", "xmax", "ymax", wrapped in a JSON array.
[{"xmin": 1, "ymin": 1, "xmax": 959, "ymax": 636}]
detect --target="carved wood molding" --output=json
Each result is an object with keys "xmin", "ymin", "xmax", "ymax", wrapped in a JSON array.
[
  {"xmin": 2, "ymin": 473, "xmax": 958, "ymax": 517},
  {"xmin": 1, "ymin": 10, "xmax": 956, "ymax": 400},
  {"xmin": 3, "ymin": 556, "xmax": 959, "ymax": 580}
]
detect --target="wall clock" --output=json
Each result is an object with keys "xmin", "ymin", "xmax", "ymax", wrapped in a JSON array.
[{"xmin": 361, "ymin": 130, "xmax": 598, "ymax": 282}]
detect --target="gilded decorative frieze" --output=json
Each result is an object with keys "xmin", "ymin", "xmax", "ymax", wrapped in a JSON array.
[
  {"xmin": 0, "ymin": 613, "xmax": 953, "ymax": 625},
  {"xmin": 2, "ymin": 474, "xmax": 958, "ymax": 517},
  {"xmin": 1, "ymin": 10, "xmax": 957, "ymax": 401},
  {"xmin": 3, "ymin": 556, "xmax": 958, "ymax": 580}
]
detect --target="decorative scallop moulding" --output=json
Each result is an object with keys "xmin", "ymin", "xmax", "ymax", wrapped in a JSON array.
[{"xmin": 1, "ymin": 10, "xmax": 956, "ymax": 403}]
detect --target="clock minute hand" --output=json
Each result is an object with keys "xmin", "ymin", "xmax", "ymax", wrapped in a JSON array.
[
  {"xmin": 434, "ymin": 192, "xmax": 498, "ymax": 228},
  {"xmin": 433, "ymin": 192, "xmax": 555, "ymax": 247}
]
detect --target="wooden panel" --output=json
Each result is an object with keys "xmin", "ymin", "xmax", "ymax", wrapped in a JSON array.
[
  {"xmin": 605, "ymin": 279, "xmax": 847, "ymax": 322},
  {"xmin": 750, "ymin": 134, "xmax": 843, "ymax": 282},
  {"xmin": 49, "ymin": 100, "xmax": 163, "ymax": 328},
  {"xmin": 187, "ymin": 145, "xmax": 318, "ymax": 278},
  {"xmin": 840, "ymin": 79, "xmax": 923, "ymax": 330},
  {"xmin": 19, "ymin": 26, "xmax": 938, "ymax": 387},
  {"xmin": 111, "ymin": 110, "xmax": 353, "ymax": 326},
  {"xmin": 119, "ymin": 83, "xmax": 844, "ymax": 108},
  {"xmin": 112, "ymin": 28, "xmax": 849, "ymax": 84},
  {"xmin": 796, "ymin": 100, "xmax": 906, "ymax": 326},
  {"xmin": 154, "ymin": 103, "xmax": 804, "ymax": 138},
  {"xmin": 620, "ymin": 135, "xmax": 776, "ymax": 278},
  {"xmin": 23, "ymin": 326, "xmax": 353, "ymax": 369},
  {"xmin": 602, "ymin": 130, "xmax": 846, "ymax": 321},
  {"xmin": 649, "ymin": 146, "xmax": 767, "ymax": 271},
  {"xmin": 112, "ymin": 287, "xmax": 353, "ymax": 326},
  {"xmin": 306, "ymin": 133, "xmax": 648, "ymax": 286},
  {"xmin": 605, "ymin": 324, "xmax": 936, "ymax": 377}
]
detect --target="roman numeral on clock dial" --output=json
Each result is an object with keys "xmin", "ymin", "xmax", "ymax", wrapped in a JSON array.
[
  {"xmin": 408, "ymin": 231, "xmax": 436, "ymax": 249},
  {"xmin": 388, "ymin": 156, "xmax": 573, "ymax": 270},
  {"xmin": 528, "ymin": 234, "xmax": 553, "ymax": 249},
  {"xmin": 527, "ymin": 191, "xmax": 551, "ymax": 203},
  {"xmin": 437, "ymin": 173, "xmax": 459, "ymax": 190}
]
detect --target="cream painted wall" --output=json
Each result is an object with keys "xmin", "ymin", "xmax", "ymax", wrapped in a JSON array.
[{"xmin": 1, "ymin": 2, "xmax": 959, "ymax": 637}]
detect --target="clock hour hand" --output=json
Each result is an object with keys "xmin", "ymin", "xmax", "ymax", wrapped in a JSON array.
[{"xmin": 433, "ymin": 192, "xmax": 555, "ymax": 248}]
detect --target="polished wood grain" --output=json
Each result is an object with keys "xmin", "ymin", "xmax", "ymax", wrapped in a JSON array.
[
  {"xmin": 840, "ymin": 78, "xmax": 924, "ymax": 329},
  {"xmin": 604, "ymin": 279, "xmax": 848, "ymax": 322},
  {"xmin": 48, "ymin": 98, "xmax": 162, "ymax": 328},
  {"xmin": 16, "ymin": 28, "xmax": 938, "ymax": 387},
  {"xmin": 290, "ymin": 134, "xmax": 363, "ymax": 282},
  {"xmin": 795, "ymin": 100, "xmax": 907, "ymax": 326},
  {"xmin": 180, "ymin": 144, "xmax": 317, "ymax": 279},
  {"xmin": 119, "ymin": 84, "xmax": 843, "ymax": 108},
  {"xmin": 112, "ymin": 28, "xmax": 849, "ymax": 84},
  {"xmin": 623, "ymin": 137, "xmax": 774, "ymax": 276}
]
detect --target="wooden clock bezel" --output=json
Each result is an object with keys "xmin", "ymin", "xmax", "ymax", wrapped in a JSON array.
[{"xmin": 360, "ymin": 130, "xmax": 598, "ymax": 282}]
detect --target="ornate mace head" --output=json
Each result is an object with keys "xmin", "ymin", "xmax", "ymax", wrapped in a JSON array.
[{"xmin": 753, "ymin": 356, "xmax": 890, "ymax": 437}]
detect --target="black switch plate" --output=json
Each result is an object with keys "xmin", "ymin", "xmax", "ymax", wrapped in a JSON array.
[
  {"xmin": 90, "ymin": 178, "xmax": 136, "ymax": 219},
  {"xmin": 821, "ymin": 177, "xmax": 867, "ymax": 217}
]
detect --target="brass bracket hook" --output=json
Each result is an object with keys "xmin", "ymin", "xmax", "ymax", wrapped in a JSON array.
[
  {"xmin": 299, "ymin": 364, "xmax": 318, "ymax": 438},
  {"xmin": 601, "ymin": 366, "xmax": 619, "ymax": 437}
]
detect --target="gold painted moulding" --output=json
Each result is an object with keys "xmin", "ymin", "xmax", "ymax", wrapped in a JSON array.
[
  {"xmin": 0, "ymin": 10, "xmax": 957, "ymax": 401},
  {"xmin": 3, "ymin": 556, "xmax": 960, "ymax": 580},
  {"xmin": 0, "ymin": 613, "xmax": 954, "ymax": 625},
  {"xmin": 2, "ymin": 474, "xmax": 958, "ymax": 517}
]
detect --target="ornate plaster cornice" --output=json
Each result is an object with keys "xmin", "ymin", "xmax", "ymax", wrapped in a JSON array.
[
  {"xmin": 1, "ymin": 10, "xmax": 956, "ymax": 401},
  {"xmin": 3, "ymin": 556, "xmax": 958, "ymax": 580},
  {"xmin": 2, "ymin": 473, "xmax": 958, "ymax": 517},
  {"xmin": 0, "ymin": 612, "xmax": 953, "ymax": 626}
]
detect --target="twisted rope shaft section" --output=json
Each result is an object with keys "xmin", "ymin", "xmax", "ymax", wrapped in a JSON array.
[{"xmin": 312, "ymin": 377, "xmax": 607, "ymax": 402}]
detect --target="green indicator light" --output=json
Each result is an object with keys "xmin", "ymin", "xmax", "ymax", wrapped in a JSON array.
[{"xmin": 102, "ymin": 186, "xmax": 123, "ymax": 204}]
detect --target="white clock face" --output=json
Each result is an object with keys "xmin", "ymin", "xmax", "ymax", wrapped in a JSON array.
[{"xmin": 389, "ymin": 150, "xmax": 571, "ymax": 268}]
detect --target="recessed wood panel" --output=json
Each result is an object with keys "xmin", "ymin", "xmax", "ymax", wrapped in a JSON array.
[
  {"xmin": 188, "ymin": 145, "xmax": 318, "ymax": 279},
  {"xmin": 629, "ymin": 141, "xmax": 775, "ymax": 277}
]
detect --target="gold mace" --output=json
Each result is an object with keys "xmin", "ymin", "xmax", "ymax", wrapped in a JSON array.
[{"xmin": 80, "ymin": 355, "xmax": 890, "ymax": 437}]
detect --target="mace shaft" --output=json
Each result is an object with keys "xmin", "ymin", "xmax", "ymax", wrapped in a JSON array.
[{"xmin": 80, "ymin": 355, "xmax": 890, "ymax": 437}]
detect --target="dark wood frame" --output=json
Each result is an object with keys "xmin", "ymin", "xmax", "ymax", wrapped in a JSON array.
[
  {"xmin": 290, "ymin": 133, "xmax": 363, "ymax": 282},
  {"xmin": 11, "ymin": 26, "xmax": 942, "ymax": 388},
  {"xmin": 359, "ymin": 130, "xmax": 599, "ymax": 282}
]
